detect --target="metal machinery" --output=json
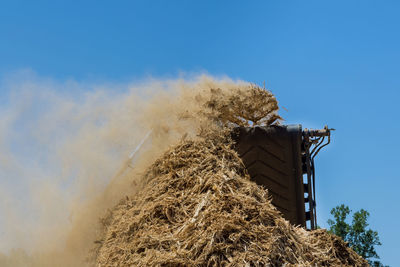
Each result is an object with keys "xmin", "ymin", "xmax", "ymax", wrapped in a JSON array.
[{"xmin": 233, "ymin": 124, "xmax": 332, "ymax": 229}]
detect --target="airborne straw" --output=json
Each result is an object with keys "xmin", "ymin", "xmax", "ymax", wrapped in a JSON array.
[{"xmin": 92, "ymin": 84, "xmax": 367, "ymax": 266}]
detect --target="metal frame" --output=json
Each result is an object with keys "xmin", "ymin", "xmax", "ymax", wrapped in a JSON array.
[{"xmin": 302, "ymin": 126, "xmax": 332, "ymax": 229}]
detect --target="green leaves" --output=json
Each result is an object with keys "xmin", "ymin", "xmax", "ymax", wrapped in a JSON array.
[
  {"xmin": 327, "ymin": 204, "xmax": 386, "ymax": 266},
  {"xmin": 349, "ymin": 209, "xmax": 381, "ymax": 260},
  {"xmin": 328, "ymin": 204, "xmax": 351, "ymax": 240}
]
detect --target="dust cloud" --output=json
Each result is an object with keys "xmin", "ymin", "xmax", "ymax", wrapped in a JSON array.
[{"xmin": 0, "ymin": 72, "xmax": 249, "ymax": 266}]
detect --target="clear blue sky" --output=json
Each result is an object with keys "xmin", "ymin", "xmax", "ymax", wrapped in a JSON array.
[{"xmin": 1, "ymin": 1, "xmax": 399, "ymax": 265}]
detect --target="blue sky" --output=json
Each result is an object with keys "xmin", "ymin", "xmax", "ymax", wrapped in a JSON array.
[{"xmin": 1, "ymin": 1, "xmax": 399, "ymax": 265}]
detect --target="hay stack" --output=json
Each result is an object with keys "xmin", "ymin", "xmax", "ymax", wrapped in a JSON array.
[
  {"xmin": 93, "ymin": 133, "xmax": 367, "ymax": 266},
  {"xmin": 92, "ymin": 84, "xmax": 367, "ymax": 266}
]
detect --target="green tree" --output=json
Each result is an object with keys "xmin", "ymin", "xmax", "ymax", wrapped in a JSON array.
[{"xmin": 327, "ymin": 204, "xmax": 387, "ymax": 267}]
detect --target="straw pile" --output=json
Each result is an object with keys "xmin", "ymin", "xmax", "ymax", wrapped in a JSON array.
[{"xmin": 92, "ymin": 85, "xmax": 367, "ymax": 266}]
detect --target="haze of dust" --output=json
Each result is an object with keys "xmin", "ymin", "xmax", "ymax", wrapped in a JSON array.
[{"xmin": 0, "ymin": 73, "xmax": 252, "ymax": 266}]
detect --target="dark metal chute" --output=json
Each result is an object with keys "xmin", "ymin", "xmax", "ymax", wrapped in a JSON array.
[{"xmin": 233, "ymin": 124, "xmax": 332, "ymax": 229}]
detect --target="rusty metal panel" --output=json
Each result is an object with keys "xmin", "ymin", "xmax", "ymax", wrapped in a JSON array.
[{"xmin": 233, "ymin": 125, "xmax": 306, "ymax": 227}]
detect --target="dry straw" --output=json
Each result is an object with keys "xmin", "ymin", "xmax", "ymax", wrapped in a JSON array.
[{"xmin": 92, "ymin": 85, "xmax": 367, "ymax": 266}]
